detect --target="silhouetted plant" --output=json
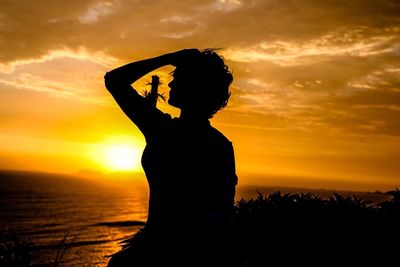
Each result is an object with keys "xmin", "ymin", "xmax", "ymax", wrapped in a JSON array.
[
  {"xmin": 0, "ymin": 233, "xmax": 32, "ymax": 267},
  {"xmin": 378, "ymin": 188, "xmax": 400, "ymax": 215},
  {"xmin": 53, "ymin": 233, "xmax": 76, "ymax": 267},
  {"xmin": 0, "ymin": 232, "xmax": 76, "ymax": 267},
  {"xmin": 327, "ymin": 193, "xmax": 370, "ymax": 209},
  {"xmin": 141, "ymin": 75, "xmax": 166, "ymax": 105},
  {"xmin": 231, "ymin": 189, "xmax": 400, "ymax": 266}
]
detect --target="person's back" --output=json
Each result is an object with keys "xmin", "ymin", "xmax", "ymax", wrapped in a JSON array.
[{"xmin": 104, "ymin": 48, "xmax": 237, "ymax": 266}]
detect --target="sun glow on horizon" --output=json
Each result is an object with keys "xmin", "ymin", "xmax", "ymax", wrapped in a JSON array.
[
  {"xmin": 104, "ymin": 144, "xmax": 141, "ymax": 171},
  {"xmin": 88, "ymin": 136, "xmax": 145, "ymax": 172},
  {"xmin": 1, "ymin": 0, "xmax": 399, "ymax": 191}
]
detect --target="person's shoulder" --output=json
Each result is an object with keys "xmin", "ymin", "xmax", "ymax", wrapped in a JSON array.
[
  {"xmin": 208, "ymin": 125, "xmax": 232, "ymax": 146},
  {"xmin": 156, "ymin": 112, "xmax": 172, "ymax": 125},
  {"xmin": 150, "ymin": 112, "xmax": 173, "ymax": 136},
  {"xmin": 162, "ymin": 112, "xmax": 173, "ymax": 121}
]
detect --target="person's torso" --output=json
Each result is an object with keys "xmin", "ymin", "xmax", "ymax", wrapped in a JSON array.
[{"xmin": 141, "ymin": 118, "xmax": 236, "ymax": 230}]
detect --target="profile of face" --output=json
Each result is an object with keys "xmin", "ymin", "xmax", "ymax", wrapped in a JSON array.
[{"xmin": 168, "ymin": 67, "xmax": 193, "ymax": 109}]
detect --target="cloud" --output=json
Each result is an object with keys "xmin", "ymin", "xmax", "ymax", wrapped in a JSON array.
[
  {"xmin": 227, "ymin": 58, "xmax": 400, "ymax": 135},
  {"xmin": 1, "ymin": 0, "xmax": 400, "ymax": 135},
  {"xmin": 345, "ymin": 67, "xmax": 400, "ymax": 93},
  {"xmin": 0, "ymin": 47, "xmax": 117, "ymax": 73},
  {"xmin": 0, "ymin": 49, "xmax": 116, "ymax": 105},
  {"xmin": 204, "ymin": 0, "xmax": 243, "ymax": 12},
  {"xmin": 78, "ymin": 1, "xmax": 115, "ymax": 24},
  {"xmin": 159, "ymin": 22, "xmax": 205, "ymax": 39},
  {"xmin": 0, "ymin": 75, "xmax": 77, "ymax": 98},
  {"xmin": 1, "ymin": 0, "xmax": 399, "ymax": 63},
  {"xmin": 160, "ymin": 15, "xmax": 192, "ymax": 24},
  {"xmin": 223, "ymin": 27, "xmax": 399, "ymax": 66},
  {"xmin": 1, "ymin": 0, "xmax": 400, "ymax": 187}
]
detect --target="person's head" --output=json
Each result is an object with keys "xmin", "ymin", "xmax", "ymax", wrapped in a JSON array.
[{"xmin": 168, "ymin": 49, "xmax": 233, "ymax": 119}]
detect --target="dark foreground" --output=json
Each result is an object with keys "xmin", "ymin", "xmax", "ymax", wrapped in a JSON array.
[
  {"xmin": 2, "ymin": 189, "xmax": 399, "ymax": 266},
  {"xmin": 233, "ymin": 189, "xmax": 400, "ymax": 265}
]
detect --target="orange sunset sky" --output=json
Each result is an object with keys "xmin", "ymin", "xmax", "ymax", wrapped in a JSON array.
[{"xmin": 0, "ymin": 0, "xmax": 399, "ymax": 191}]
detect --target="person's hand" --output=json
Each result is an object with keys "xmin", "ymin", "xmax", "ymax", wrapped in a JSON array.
[{"xmin": 166, "ymin": 48, "xmax": 201, "ymax": 66}]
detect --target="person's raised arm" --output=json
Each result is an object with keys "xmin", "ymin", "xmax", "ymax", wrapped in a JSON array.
[
  {"xmin": 105, "ymin": 54, "xmax": 170, "ymax": 90},
  {"xmin": 104, "ymin": 53, "xmax": 173, "ymax": 139},
  {"xmin": 103, "ymin": 49, "xmax": 200, "ymax": 139},
  {"xmin": 104, "ymin": 49, "xmax": 200, "ymax": 92}
]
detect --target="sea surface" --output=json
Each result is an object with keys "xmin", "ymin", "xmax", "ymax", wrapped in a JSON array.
[
  {"xmin": 0, "ymin": 171, "xmax": 149, "ymax": 267},
  {"xmin": 0, "ymin": 170, "xmax": 391, "ymax": 266}
]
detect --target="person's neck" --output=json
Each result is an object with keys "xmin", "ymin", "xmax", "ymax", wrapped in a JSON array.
[{"xmin": 179, "ymin": 110, "xmax": 209, "ymax": 124}]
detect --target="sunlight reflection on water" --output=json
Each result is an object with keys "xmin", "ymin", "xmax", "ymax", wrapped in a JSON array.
[{"xmin": 0, "ymin": 171, "xmax": 148, "ymax": 266}]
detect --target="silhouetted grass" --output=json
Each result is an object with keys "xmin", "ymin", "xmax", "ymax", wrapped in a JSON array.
[
  {"xmin": 0, "ymin": 233, "xmax": 32, "ymax": 267},
  {"xmin": 0, "ymin": 233, "xmax": 75, "ymax": 267},
  {"xmin": 232, "ymin": 189, "xmax": 400, "ymax": 265},
  {"xmin": 2, "ymin": 189, "xmax": 399, "ymax": 266}
]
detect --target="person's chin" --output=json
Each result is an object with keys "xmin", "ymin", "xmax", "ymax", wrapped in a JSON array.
[{"xmin": 168, "ymin": 98, "xmax": 180, "ymax": 108}]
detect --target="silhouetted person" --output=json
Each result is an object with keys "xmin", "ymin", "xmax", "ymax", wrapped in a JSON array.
[{"xmin": 104, "ymin": 49, "xmax": 238, "ymax": 267}]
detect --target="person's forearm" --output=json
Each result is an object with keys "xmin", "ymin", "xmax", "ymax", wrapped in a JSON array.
[{"xmin": 107, "ymin": 53, "xmax": 171, "ymax": 85}]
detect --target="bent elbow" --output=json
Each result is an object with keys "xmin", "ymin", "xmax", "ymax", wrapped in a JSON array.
[
  {"xmin": 104, "ymin": 70, "xmax": 130, "ymax": 92},
  {"xmin": 104, "ymin": 71, "xmax": 118, "ymax": 92}
]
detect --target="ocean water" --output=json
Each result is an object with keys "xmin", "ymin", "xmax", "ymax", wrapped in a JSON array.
[
  {"xmin": 0, "ymin": 171, "xmax": 149, "ymax": 267},
  {"xmin": 0, "ymin": 170, "xmax": 390, "ymax": 266}
]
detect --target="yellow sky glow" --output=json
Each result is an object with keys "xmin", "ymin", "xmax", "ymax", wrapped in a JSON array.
[
  {"xmin": 89, "ymin": 136, "xmax": 144, "ymax": 172},
  {"xmin": 0, "ymin": 0, "xmax": 399, "ymax": 191}
]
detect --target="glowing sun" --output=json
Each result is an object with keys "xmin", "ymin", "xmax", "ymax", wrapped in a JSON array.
[{"xmin": 103, "ymin": 144, "xmax": 142, "ymax": 171}]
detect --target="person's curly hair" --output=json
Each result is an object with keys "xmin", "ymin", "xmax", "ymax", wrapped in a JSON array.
[{"xmin": 175, "ymin": 48, "xmax": 233, "ymax": 118}]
